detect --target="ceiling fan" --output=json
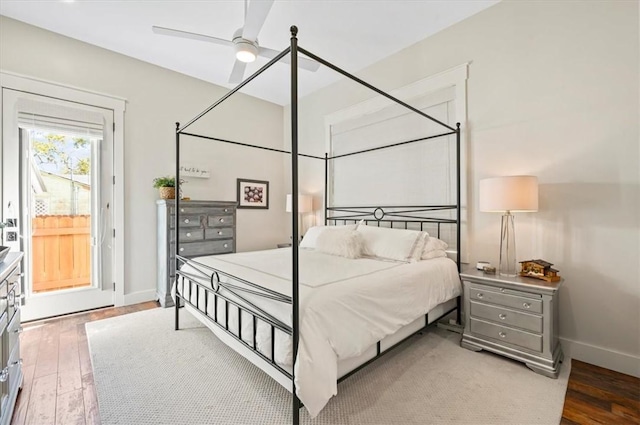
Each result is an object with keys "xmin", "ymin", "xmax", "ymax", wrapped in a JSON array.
[{"xmin": 152, "ymin": 0, "xmax": 320, "ymax": 84}]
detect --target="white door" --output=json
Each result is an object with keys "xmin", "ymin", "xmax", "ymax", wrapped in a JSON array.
[{"xmin": 2, "ymin": 89, "xmax": 114, "ymax": 321}]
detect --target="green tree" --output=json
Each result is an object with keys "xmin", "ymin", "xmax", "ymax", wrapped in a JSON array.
[
  {"xmin": 74, "ymin": 158, "xmax": 91, "ymax": 175},
  {"xmin": 32, "ymin": 133, "xmax": 91, "ymax": 175}
]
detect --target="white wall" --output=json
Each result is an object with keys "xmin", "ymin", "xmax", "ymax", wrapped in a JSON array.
[
  {"xmin": 289, "ymin": 1, "xmax": 640, "ymax": 376},
  {"xmin": 0, "ymin": 17, "xmax": 288, "ymax": 302}
]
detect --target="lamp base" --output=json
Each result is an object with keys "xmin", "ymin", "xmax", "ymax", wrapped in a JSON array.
[{"xmin": 499, "ymin": 212, "xmax": 517, "ymax": 277}]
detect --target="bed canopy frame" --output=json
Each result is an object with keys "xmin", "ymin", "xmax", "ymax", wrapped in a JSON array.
[{"xmin": 173, "ymin": 26, "xmax": 461, "ymax": 424}]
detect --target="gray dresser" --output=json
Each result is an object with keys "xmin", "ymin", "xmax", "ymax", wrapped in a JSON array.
[
  {"xmin": 0, "ymin": 252, "xmax": 23, "ymax": 425},
  {"xmin": 157, "ymin": 200, "xmax": 237, "ymax": 307},
  {"xmin": 460, "ymin": 268, "xmax": 563, "ymax": 378}
]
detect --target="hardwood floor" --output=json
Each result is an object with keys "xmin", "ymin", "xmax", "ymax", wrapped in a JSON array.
[
  {"xmin": 11, "ymin": 301, "xmax": 159, "ymax": 425},
  {"xmin": 561, "ymin": 360, "xmax": 640, "ymax": 425},
  {"xmin": 11, "ymin": 302, "xmax": 640, "ymax": 425}
]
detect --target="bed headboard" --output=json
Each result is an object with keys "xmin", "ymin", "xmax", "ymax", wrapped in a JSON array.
[{"xmin": 325, "ymin": 205, "xmax": 459, "ymax": 262}]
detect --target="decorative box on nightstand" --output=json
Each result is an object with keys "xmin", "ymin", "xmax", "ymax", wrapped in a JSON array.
[{"xmin": 460, "ymin": 268, "xmax": 564, "ymax": 378}]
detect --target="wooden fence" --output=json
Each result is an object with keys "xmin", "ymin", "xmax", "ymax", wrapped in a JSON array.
[{"xmin": 32, "ymin": 215, "xmax": 91, "ymax": 293}]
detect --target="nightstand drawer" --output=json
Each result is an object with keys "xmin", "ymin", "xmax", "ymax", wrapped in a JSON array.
[
  {"xmin": 470, "ymin": 301, "xmax": 542, "ymax": 333},
  {"xmin": 469, "ymin": 284, "xmax": 542, "ymax": 313},
  {"xmin": 470, "ymin": 318, "xmax": 542, "ymax": 352}
]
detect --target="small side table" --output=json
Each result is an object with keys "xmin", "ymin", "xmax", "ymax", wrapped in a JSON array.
[
  {"xmin": 460, "ymin": 268, "xmax": 564, "ymax": 378},
  {"xmin": 277, "ymin": 243, "xmax": 292, "ymax": 248}
]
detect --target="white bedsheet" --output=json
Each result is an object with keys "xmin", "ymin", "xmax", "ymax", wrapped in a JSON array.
[{"xmin": 177, "ymin": 248, "xmax": 460, "ymax": 417}]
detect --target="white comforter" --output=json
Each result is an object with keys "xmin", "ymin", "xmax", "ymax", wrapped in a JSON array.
[{"xmin": 177, "ymin": 248, "xmax": 460, "ymax": 417}]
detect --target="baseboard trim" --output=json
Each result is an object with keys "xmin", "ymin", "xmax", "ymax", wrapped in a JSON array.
[
  {"xmin": 123, "ymin": 289, "xmax": 157, "ymax": 306},
  {"xmin": 560, "ymin": 337, "xmax": 640, "ymax": 378}
]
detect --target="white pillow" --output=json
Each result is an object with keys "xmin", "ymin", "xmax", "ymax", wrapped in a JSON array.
[
  {"xmin": 421, "ymin": 236, "xmax": 449, "ymax": 260},
  {"xmin": 356, "ymin": 225, "xmax": 426, "ymax": 262},
  {"xmin": 315, "ymin": 228, "xmax": 363, "ymax": 259},
  {"xmin": 422, "ymin": 249, "xmax": 447, "ymax": 260},
  {"xmin": 300, "ymin": 225, "xmax": 357, "ymax": 249}
]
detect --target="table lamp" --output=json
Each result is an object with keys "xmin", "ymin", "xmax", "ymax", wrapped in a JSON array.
[
  {"xmin": 479, "ymin": 176, "xmax": 538, "ymax": 276},
  {"xmin": 286, "ymin": 194, "xmax": 313, "ymax": 241}
]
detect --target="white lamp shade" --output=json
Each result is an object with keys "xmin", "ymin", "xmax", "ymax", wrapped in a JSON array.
[
  {"xmin": 286, "ymin": 194, "xmax": 313, "ymax": 213},
  {"xmin": 479, "ymin": 176, "xmax": 538, "ymax": 212}
]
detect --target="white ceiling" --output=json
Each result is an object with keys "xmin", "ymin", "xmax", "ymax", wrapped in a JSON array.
[{"xmin": 0, "ymin": 0, "xmax": 498, "ymax": 105}]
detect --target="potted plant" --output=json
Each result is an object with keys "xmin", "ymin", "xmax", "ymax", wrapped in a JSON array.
[{"xmin": 153, "ymin": 176, "xmax": 176, "ymax": 199}]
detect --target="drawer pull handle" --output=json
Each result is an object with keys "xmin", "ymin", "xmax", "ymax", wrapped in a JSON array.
[
  {"xmin": 0, "ymin": 368, "xmax": 7, "ymax": 383},
  {"xmin": 14, "ymin": 327, "xmax": 23, "ymax": 334},
  {"xmin": 10, "ymin": 359, "xmax": 22, "ymax": 367},
  {"xmin": 180, "ymin": 248, "xmax": 184, "ymax": 252},
  {"xmin": 476, "ymin": 293, "xmax": 483, "ymax": 299},
  {"xmin": 498, "ymin": 331, "xmax": 507, "ymax": 338},
  {"xmin": 224, "ymin": 208, "xmax": 228, "ymax": 212},
  {"xmin": 523, "ymin": 302, "xmax": 531, "ymax": 309},
  {"xmin": 223, "ymin": 243, "xmax": 228, "ymax": 248},
  {"xmin": 184, "ymin": 219, "xmax": 190, "ymax": 224},
  {"xmin": 186, "ymin": 233, "xmax": 191, "ymax": 237},
  {"xmin": 219, "ymin": 218, "xmax": 224, "ymax": 223},
  {"xmin": 180, "ymin": 208, "xmax": 185, "ymax": 213},
  {"xmin": 499, "ymin": 288, "xmax": 505, "ymax": 293},
  {"xmin": 217, "ymin": 231, "xmax": 222, "ymax": 236},
  {"xmin": 498, "ymin": 314, "xmax": 506, "ymax": 320}
]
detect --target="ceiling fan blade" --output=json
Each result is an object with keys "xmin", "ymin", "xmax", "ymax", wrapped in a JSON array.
[
  {"xmin": 242, "ymin": 0, "xmax": 274, "ymax": 41},
  {"xmin": 259, "ymin": 47, "xmax": 321, "ymax": 72},
  {"xmin": 152, "ymin": 26, "xmax": 233, "ymax": 47},
  {"xmin": 229, "ymin": 60, "xmax": 247, "ymax": 84}
]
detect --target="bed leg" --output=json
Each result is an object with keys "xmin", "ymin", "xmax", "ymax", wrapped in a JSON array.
[
  {"xmin": 175, "ymin": 295, "xmax": 180, "ymax": 330},
  {"xmin": 456, "ymin": 296, "xmax": 462, "ymax": 325},
  {"xmin": 293, "ymin": 394, "xmax": 301, "ymax": 425}
]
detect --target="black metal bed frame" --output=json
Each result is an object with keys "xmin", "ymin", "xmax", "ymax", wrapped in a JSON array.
[{"xmin": 173, "ymin": 26, "xmax": 461, "ymax": 424}]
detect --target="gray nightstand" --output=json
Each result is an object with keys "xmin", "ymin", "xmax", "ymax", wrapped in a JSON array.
[{"xmin": 460, "ymin": 268, "xmax": 564, "ymax": 378}]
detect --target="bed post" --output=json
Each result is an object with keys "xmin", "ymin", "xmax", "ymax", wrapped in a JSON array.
[
  {"xmin": 455, "ymin": 122, "xmax": 462, "ymax": 325},
  {"xmin": 290, "ymin": 26, "xmax": 302, "ymax": 425},
  {"xmin": 175, "ymin": 122, "xmax": 181, "ymax": 331},
  {"xmin": 324, "ymin": 152, "xmax": 328, "ymax": 225}
]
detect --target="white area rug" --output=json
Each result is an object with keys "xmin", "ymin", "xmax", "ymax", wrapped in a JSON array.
[{"xmin": 86, "ymin": 308, "xmax": 569, "ymax": 425}]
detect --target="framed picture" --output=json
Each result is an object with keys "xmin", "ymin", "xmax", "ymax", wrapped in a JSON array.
[{"xmin": 237, "ymin": 178, "xmax": 269, "ymax": 209}]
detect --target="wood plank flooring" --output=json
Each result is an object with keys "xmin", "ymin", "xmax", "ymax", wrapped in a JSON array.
[
  {"xmin": 11, "ymin": 301, "xmax": 640, "ymax": 425},
  {"xmin": 11, "ymin": 301, "xmax": 158, "ymax": 425},
  {"xmin": 561, "ymin": 359, "xmax": 640, "ymax": 424}
]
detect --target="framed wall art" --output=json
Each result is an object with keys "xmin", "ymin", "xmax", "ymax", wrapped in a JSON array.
[{"xmin": 237, "ymin": 178, "xmax": 269, "ymax": 209}]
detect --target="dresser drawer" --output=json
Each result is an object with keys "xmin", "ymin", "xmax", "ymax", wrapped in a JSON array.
[
  {"xmin": 177, "ymin": 228, "xmax": 204, "ymax": 242},
  {"xmin": 177, "ymin": 240, "xmax": 234, "ymax": 257},
  {"xmin": 7, "ymin": 309, "xmax": 21, "ymax": 356},
  {"xmin": 469, "ymin": 284, "xmax": 542, "ymax": 313},
  {"xmin": 470, "ymin": 301, "xmax": 542, "ymax": 333},
  {"xmin": 169, "ymin": 214, "xmax": 201, "ymax": 228},
  {"xmin": 204, "ymin": 227, "xmax": 233, "ymax": 240},
  {"xmin": 176, "ymin": 206, "xmax": 234, "ymax": 215},
  {"xmin": 207, "ymin": 215, "xmax": 233, "ymax": 227},
  {"xmin": 7, "ymin": 341, "xmax": 22, "ymax": 397},
  {"xmin": 470, "ymin": 318, "xmax": 542, "ymax": 352}
]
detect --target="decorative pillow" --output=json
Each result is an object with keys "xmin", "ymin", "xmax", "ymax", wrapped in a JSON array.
[
  {"xmin": 356, "ymin": 225, "xmax": 427, "ymax": 262},
  {"xmin": 421, "ymin": 236, "xmax": 449, "ymax": 260},
  {"xmin": 300, "ymin": 224, "xmax": 357, "ymax": 249},
  {"xmin": 315, "ymin": 228, "xmax": 363, "ymax": 259}
]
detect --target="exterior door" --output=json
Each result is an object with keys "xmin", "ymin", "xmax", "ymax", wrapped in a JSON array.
[{"xmin": 2, "ymin": 89, "xmax": 114, "ymax": 321}]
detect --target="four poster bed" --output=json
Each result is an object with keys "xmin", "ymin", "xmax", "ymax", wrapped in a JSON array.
[{"xmin": 173, "ymin": 26, "xmax": 462, "ymax": 424}]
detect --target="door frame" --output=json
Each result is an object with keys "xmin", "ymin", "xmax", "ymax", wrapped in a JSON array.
[{"xmin": 0, "ymin": 71, "xmax": 126, "ymax": 308}]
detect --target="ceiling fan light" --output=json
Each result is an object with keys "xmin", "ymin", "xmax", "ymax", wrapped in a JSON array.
[{"xmin": 235, "ymin": 41, "xmax": 258, "ymax": 63}]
